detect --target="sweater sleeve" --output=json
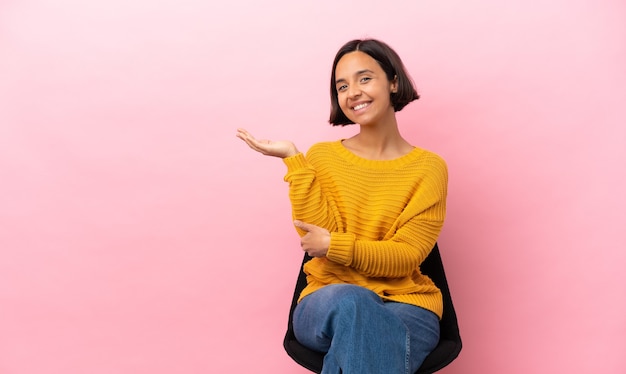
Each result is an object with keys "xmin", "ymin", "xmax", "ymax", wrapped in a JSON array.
[
  {"xmin": 283, "ymin": 152, "xmax": 340, "ymax": 236},
  {"xmin": 326, "ymin": 157, "xmax": 448, "ymax": 278}
]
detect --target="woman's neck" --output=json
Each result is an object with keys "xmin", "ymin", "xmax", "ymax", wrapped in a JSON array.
[{"xmin": 342, "ymin": 121, "xmax": 414, "ymax": 161}]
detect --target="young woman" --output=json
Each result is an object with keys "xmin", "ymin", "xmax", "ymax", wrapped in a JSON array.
[{"xmin": 236, "ymin": 39, "xmax": 447, "ymax": 373}]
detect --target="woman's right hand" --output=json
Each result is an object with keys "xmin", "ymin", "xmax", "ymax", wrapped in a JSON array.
[{"xmin": 236, "ymin": 128, "xmax": 299, "ymax": 158}]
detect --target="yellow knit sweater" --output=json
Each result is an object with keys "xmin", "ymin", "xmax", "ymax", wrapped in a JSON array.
[{"xmin": 283, "ymin": 140, "xmax": 448, "ymax": 319}]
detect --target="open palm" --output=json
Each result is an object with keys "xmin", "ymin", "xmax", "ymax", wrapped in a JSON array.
[{"xmin": 236, "ymin": 128, "xmax": 299, "ymax": 158}]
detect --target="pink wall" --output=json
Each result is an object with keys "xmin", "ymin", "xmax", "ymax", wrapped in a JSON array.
[{"xmin": 1, "ymin": 0, "xmax": 625, "ymax": 373}]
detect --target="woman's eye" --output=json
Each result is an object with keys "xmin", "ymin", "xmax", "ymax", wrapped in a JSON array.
[
  {"xmin": 360, "ymin": 77, "xmax": 371, "ymax": 83},
  {"xmin": 337, "ymin": 85, "xmax": 347, "ymax": 92}
]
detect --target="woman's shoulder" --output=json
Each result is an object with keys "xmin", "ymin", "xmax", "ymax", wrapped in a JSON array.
[
  {"xmin": 306, "ymin": 140, "xmax": 342, "ymax": 156},
  {"xmin": 410, "ymin": 147, "xmax": 448, "ymax": 181},
  {"xmin": 413, "ymin": 146, "xmax": 446, "ymax": 165}
]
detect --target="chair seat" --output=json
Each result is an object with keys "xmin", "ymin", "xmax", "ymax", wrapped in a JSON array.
[
  {"xmin": 420, "ymin": 339, "xmax": 461, "ymax": 372},
  {"xmin": 283, "ymin": 243, "xmax": 462, "ymax": 374}
]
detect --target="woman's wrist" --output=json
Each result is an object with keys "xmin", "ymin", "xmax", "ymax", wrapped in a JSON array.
[{"xmin": 283, "ymin": 147, "xmax": 299, "ymax": 158}]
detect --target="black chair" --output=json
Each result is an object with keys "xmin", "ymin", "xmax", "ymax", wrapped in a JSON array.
[{"xmin": 283, "ymin": 243, "xmax": 462, "ymax": 373}]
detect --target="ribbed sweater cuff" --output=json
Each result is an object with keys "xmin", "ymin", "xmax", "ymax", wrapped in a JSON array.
[
  {"xmin": 327, "ymin": 232, "xmax": 355, "ymax": 266},
  {"xmin": 282, "ymin": 153, "xmax": 307, "ymax": 172}
]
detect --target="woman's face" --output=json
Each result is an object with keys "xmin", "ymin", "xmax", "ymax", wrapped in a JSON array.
[{"xmin": 334, "ymin": 51, "xmax": 397, "ymax": 126}]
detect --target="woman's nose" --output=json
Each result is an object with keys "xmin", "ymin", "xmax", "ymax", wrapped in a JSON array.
[{"xmin": 347, "ymin": 85, "xmax": 361, "ymax": 98}]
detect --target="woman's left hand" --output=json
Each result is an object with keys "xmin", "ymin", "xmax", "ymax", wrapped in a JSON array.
[{"xmin": 294, "ymin": 220, "xmax": 330, "ymax": 257}]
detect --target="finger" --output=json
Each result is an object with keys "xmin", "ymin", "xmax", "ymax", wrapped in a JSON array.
[
  {"xmin": 237, "ymin": 130, "xmax": 255, "ymax": 144},
  {"xmin": 236, "ymin": 129, "xmax": 261, "ymax": 145},
  {"xmin": 237, "ymin": 132, "xmax": 266, "ymax": 153},
  {"xmin": 294, "ymin": 220, "xmax": 313, "ymax": 232},
  {"xmin": 235, "ymin": 129, "xmax": 248, "ymax": 141},
  {"xmin": 236, "ymin": 128, "xmax": 252, "ymax": 138}
]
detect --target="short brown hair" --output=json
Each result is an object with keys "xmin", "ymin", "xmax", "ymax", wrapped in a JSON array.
[{"xmin": 329, "ymin": 39, "xmax": 419, "ymax": 126}]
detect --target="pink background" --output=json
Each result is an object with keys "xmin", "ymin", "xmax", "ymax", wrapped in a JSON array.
[{"xmin": 1, "ymin": 0, "xmax": 625, "ymax": 373}]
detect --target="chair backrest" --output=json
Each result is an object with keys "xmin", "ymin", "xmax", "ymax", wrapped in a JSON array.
[{"xmin": 283, "ymin": 243, "xmax": 462, "ymax": 374}]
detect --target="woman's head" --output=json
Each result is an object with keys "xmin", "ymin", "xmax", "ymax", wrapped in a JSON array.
[{"xmin": 329, "ymin": 39, "xmax": 419, "ymax": 126}]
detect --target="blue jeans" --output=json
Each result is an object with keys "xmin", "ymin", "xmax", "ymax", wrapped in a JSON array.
[{"xmin": 293, "ymin": 284, "xmax": 440, "ymax": 374}]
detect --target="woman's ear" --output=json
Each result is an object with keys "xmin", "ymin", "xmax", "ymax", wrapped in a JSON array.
[{"xmin": 391, "ymin": 75, "xmax": 398, "ymax": 93}]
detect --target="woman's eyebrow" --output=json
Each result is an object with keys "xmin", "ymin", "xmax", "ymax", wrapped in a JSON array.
[{"xmin": 335, "ymin": 69, "xmax": 375, "ymax": 85}]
